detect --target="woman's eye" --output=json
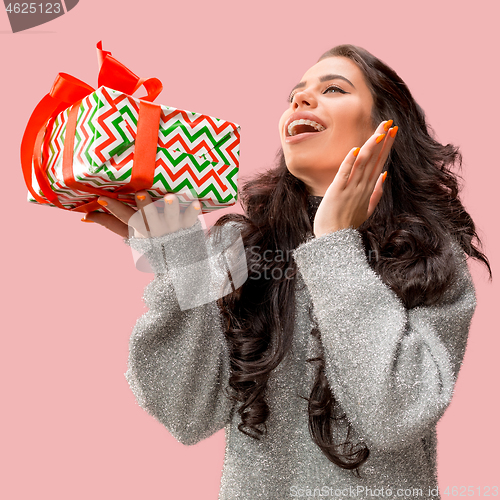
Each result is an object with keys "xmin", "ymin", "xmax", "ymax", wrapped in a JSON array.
[
  {"xmin": 323, "ymin": 85, "xmax": 346, "ymax": 95},
  {"xmin": 288, "ymin": 85, "xmax": 347, "ymax": 103}
]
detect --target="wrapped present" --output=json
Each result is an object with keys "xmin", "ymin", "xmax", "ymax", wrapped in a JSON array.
[{"xmin": 21, "ymin": 42, "xmax": 241, "ymax": 215}]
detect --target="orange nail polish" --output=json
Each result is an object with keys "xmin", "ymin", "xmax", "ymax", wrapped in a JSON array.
[
  {"xmin": 383, "ymin": 120, "xmax": 393, "ymax": 132},
  {"xmin": 353, "ymin": 147, "xmax": 361, "ymax": 157},
  {"xmin": 81, "ymin": 217, "xmax": 94, "ymax": 223},
  {"xmin": 137, "ymin": 195, "xmax": 146, "ymax": 201},
  {"xmin": 376, "ymin": 133, "xmax": 386, "ymax": 144},
  {"xmin": 166, "ymin": 197, "xmax": 173, "ymax": 204},
  {"xmin": 97, "ymin": 199, "xmax": 108, "ymax": 207},
  {"xmin": 194, "ymin": 202, "xmax": 201, "ymax": 210},
  {"xmin": 389, "ymin": 126, "xmax": 398, "ymax": 138},
  {"xmin": 382, "ymin": 171, "xmax": 388, "ymax": 184}
]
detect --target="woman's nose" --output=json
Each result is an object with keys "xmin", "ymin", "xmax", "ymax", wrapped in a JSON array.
[{"xmin": 292, "ymin": 89, "xmax": 317, "ymax": 108}]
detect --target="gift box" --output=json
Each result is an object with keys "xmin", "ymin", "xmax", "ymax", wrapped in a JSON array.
[{"xmin": 21, "ymin": 42, "xmax": 241, "ymax": 215}]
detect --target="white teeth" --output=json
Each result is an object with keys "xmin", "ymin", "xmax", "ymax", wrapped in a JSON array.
[{"xmin": 287, "ymin": 119, "xmax": 326, "ymax": 136}]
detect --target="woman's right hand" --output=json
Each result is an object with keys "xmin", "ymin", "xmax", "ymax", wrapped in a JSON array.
[{"xmin": 82, "ymin": 191, "xmax": 202, "ymax": 239}]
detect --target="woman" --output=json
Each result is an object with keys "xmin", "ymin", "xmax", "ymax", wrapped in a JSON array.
[{"xmin": 83, "ymin": 44, "xmax": 491, "ymax": 499}]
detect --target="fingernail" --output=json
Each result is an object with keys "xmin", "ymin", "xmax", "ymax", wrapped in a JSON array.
[
  {"xmin": 376, "ymin": 133, "xmax": 386, "ymax": 144},
  {"xmin": 165, "ymin": 197, "xmax": 173, "ymax": 205},
  {"xmin": 382, "ymin": 171, "xmax": 388, "ymax": 184},
  {"xmin": 81, "ymin": 217, "xmax": 94, "ymax": 223},
  {"xmin": 137, "ymin": 195, "xmax": 146, "ymax": 201},
  {"xmin": 353, "ymin": 147, "xmax": 361, "ymax": 157},
  {"xmin": 194, "ymin": 202, "xmax": 201, "ymax": 210},
  {"xmin": 389, "ymin": 126, "xmax": 398, "ymax": 138},
  {"xmin": 97, "ymin": 199, "xmax": 108, "ymax": 207},
  {"xmin": 383, "ymin": 120, "xmax": 393, "ymax": 132}
]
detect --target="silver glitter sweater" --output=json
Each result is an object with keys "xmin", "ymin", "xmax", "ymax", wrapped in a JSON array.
[{"xmin": 123, "ymin": 213, "xmax": 476, "ymax": 500}]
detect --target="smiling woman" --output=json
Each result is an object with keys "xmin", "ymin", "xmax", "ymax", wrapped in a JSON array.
[
  {"xmin": 84, "ymin": 43, "xmax": 491, "ymax": 499},
  {"xmin": 279, "ymin": 57, "xmax": 377, "ymax": 195}
]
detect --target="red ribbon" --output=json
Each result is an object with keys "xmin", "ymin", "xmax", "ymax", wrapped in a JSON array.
[{"xmin": 20, "ymin": 41, "xmax": 163, "ymax": 214}]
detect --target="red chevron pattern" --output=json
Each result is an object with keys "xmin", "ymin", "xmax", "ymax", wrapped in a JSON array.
[{"xmin": 29, "ymin": 86, "xmax": 241, "ymax": 212}]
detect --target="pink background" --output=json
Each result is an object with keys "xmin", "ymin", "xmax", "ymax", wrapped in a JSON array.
[{"xmin": 1, "ymin": 0, "xmax": 498, "ymax": 498}]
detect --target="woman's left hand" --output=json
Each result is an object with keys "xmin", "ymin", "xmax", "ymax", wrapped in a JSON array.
[{"xmin": 313, "ymin": 120, "xmax": 398, "ymax": 238}]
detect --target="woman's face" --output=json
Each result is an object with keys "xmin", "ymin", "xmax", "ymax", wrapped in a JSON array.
[{"xmin": 278, "ymin": 56, "xmax": 376, "ymax": 195}]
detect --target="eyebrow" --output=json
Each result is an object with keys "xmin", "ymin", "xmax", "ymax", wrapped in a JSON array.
[{"xmin": 290, "ymin": 74, "xmax": 356, "ymax": 93}]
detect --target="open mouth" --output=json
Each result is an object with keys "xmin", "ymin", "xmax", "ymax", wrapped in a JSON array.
[{"xmin": 287, "ymin": 119, "xmax": 326, "ymax": 137}]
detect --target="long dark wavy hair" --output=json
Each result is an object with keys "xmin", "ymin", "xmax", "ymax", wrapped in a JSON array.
[{"xmin": 211, "ymin": 44, "xmax": 492, "ymax": 476}]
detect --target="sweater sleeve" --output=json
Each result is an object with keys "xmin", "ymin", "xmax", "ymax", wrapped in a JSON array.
[
  {"xmin": 292, "ymin": 229, "xmax": 477, "ymax": 452},
  {"xmin": 122, "ymin": 219, "xmax": 241, "ymax": 446}
]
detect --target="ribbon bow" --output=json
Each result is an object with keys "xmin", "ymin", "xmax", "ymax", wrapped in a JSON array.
[{"xmin": 21, "ymin": 41, "xmax": 163, "ymax": 213}]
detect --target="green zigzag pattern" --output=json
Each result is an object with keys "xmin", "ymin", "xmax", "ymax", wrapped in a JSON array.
[
  {"xmin": 38, "ymin": 88, "xmax": 240, "ymax": 208},
  {"xmin": 160, "ymin": 120, "xmax": 233, "ymax": 153}
]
